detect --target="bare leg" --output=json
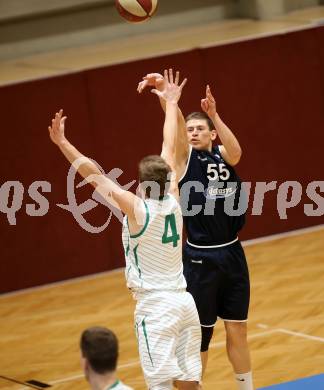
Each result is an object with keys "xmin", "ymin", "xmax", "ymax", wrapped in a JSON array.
[
  {"xmin": 201, "ymin": 350, "xmax": 208, "ymax": 379},
  {"xmin": 224, "ymin": 321, "xmax": 251, "ymax": 373}
]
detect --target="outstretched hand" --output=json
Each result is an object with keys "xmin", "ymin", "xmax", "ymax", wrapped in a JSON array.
[
  {"xmin": 201, "ymin": 85, "xmax": 217, "ymax": 118},
  {"xmin": 151, "ymin": 69, "xmax": 187, "ymax": 104},
  {"xmin": 137, "ymin": 73, "xmax": 164, "ymax": 94},
  {"xmin": 48, "ymin": 109, "xmax": 67, "ymax": 146}
]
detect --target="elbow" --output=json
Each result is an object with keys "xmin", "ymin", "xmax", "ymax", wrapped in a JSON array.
[{"xmin": 231, "ymin": 148, "xmax": 242, "ymax": 166}]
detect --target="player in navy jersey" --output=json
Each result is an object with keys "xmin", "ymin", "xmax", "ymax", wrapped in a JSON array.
[{"xmin": 138, "ymin": 74, "xmax": 253, "ymax": 390}]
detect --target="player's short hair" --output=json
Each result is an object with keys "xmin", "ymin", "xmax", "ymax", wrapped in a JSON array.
[
  {"xmin": 185, "ymin": 112, "xmax": 215, "ymax": 131},
  {"xmin": 139, "ymin": 155, "xmax": 171, "ymax": 199},
  {"xmin": 80, "ymin": 327, "xmax": 118, "ymax": 374}
]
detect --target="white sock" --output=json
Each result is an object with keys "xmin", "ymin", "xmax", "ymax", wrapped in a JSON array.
[{"xmin": 235, "ymin": 372, "xmax": 253, "ymax": 390}]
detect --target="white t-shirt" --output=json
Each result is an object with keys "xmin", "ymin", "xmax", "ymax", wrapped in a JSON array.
[{"xmin": 106, "ymin": 379, "xmax": 133, "ymax": 390}]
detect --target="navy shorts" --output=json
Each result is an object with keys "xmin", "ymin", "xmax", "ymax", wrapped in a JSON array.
[{"xmin": 183, "ymin": 240, "xmax": 250, "ymax": 326}]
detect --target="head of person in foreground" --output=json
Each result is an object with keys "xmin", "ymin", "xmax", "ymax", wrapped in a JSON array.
[{"xmin": 80, "ymin": 326, "xmax": 119, "ymax": 388}]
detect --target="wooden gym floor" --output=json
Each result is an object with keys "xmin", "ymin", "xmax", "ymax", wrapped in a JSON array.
[{"xmin": 1, "ymin": 226, "xmax": 324, "ymax": 390}]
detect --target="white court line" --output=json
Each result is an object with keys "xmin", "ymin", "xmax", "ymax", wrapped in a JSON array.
[
  {"xmin": 31, "ymin": 331, "xmax": 278, "ymax": 386},
  {"xmin": 210, "ymin": 329, "xmax": 278, "ymax": 348},
  {"xmin": 17, "ymin": 326, "xmax": 324, "ymax": 388},
  {"xmin": 48, "ymin": 360, "xmax": 140, "ymax": 385},
  {"xmin": 16, "ymin": 360, "xmax": 141, "ymax": 389},
  {"xmin": 257, "ymin": 324, "xmax": 324, "ymax": 343},
  {"xmin": 276, "ymin": 328, "xmax": 324, "ymax": 343},
  {"xmin": 3, "ymin": 224, "xmax": 323, "ymax": 298},
  {"xmin": 210, "ymin": 325, "xmax": 324, "ymax": 350},
  {"xmin": 257, "ymin": 323, "xmax": 269, "ymax": 329}
]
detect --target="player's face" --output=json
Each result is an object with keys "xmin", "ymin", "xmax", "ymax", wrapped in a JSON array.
[{"xmin": 186, "ymin": 119, "xmax": 216, "ymax": 151}]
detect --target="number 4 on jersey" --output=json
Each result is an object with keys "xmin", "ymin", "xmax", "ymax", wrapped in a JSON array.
[{"xmin": 162, "ymin": 214, "xmax": 180, "ymax": 247}]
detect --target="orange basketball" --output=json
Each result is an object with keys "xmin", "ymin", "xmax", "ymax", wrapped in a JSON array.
[{"xmin": 115, "ymin": 0, "xmax": 158, "ymax": 23}]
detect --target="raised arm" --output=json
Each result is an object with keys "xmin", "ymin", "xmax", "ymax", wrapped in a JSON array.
[
  {"xmin": 201, "ymin": 85, "xmax": 242, "ymax": 166},
  {"xmin": 48, "ymin": 110, "xmax": 143, "ymax": 223},
  {"xmin": 150, "ymin": 69, "xmax": 187, "ymax": 200},
  {"xmin": 138, "ymin": 71, "xmax": 190, "ymax": 177}
]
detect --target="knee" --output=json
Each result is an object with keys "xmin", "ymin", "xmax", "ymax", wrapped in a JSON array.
[
  {"xmin": 226, "ymin": 322, "xmax": 248, "ymax": 347},
  {"xmin": 201, "ymin": 326, "xmax": 214, "ymax": 352}
]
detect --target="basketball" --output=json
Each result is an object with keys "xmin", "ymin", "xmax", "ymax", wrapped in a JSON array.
[{"xmin": 115, "ymin": 0, "xmax": 158, "ymax": 23}]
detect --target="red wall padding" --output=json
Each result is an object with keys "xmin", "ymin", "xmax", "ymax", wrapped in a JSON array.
[
  {"xmin": 1, "ymin": 28, "xmax": 324, "ymax": 292},
  {"xmin": 202, "ymin": 28, "xmax": 324, "ymax": 238}
]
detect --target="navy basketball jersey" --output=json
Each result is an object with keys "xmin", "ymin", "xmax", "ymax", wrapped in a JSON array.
[{"xmin": 178, "ymin": 145, "xmax": 246, "ymax": 246}]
